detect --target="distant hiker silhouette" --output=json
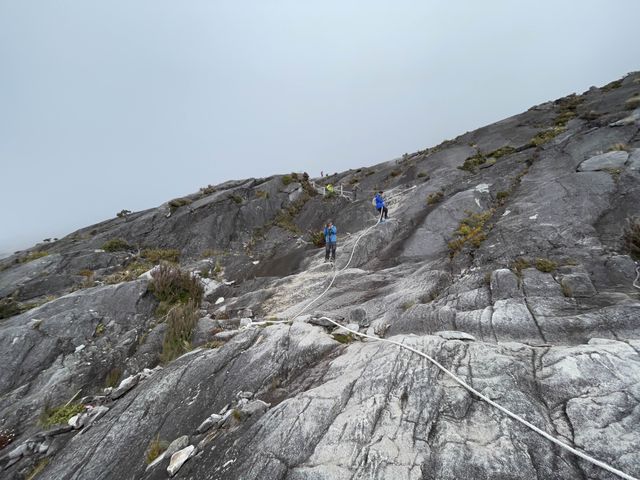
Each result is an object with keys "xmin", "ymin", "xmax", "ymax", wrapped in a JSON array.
[{"xmin": 324, "ymin": 220, "xmax": 337, "ymax": 262}]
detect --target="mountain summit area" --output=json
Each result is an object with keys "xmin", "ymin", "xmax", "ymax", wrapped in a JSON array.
[{"xmin": 1, "ymin": 72, "xmax": 640, "ymax": 480}]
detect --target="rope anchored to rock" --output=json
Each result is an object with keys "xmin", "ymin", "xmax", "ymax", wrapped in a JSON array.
[{"xmin": 262, "ymin": 186, "xmax": 639, "ymax": 480}]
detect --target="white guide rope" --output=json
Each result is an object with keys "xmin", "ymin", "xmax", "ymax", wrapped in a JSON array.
[
  {"xmin": 634, "ymin": 264, "xmax": 640, "ymax": 290},
  {"xmin": 261, "ymin": 187, "xmax": 638, "ymax": 480}
]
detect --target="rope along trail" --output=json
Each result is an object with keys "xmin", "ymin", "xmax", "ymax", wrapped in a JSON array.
[{"xmin": 259, "ymin": 186, "xmax": 638, "ymax": 480}]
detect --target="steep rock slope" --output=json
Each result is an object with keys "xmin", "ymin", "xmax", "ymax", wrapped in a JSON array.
[{"xmin": 1, "ymin": 73, "xmax": 640, "ymax": 480}]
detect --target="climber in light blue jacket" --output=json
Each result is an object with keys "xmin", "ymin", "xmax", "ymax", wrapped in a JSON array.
[{"xmin": 324, "ymin": 220, "xmax": 337, "ymax": 262}]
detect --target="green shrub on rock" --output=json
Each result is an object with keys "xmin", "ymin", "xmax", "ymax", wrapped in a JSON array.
[
  {"xmin": 102, "ymin": 238, "xmax": 132, "ymax": 252},
  {"xmin": 40, "ymin": 403, "xmax": 85, "ymax": 427}
]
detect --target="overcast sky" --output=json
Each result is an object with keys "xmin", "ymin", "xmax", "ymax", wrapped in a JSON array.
[{"xmin": 1, "ymin": 1, "xmax": 639, "ymax": 254}]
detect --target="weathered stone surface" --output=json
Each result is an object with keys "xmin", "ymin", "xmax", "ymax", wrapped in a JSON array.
[
  {"xmin": 111, "ymin": 374, "xmax": 139, "ymax": 399},
  {"xmin": 490, "ymin": 268, "xmax": 520, "ymax": 300},
  {"xmin": 436, "ymin": 330, "xmax": 476, "ymax": 341},
  {"xmin": 628, "ymin": 148, "xmax": 640, "ymax": 170},
  {"xmin": 560, "ymin": 273, "xmax": 597, "ymax": 297},
  {"xmin": 577, "ymin": 150, "xmax": 628, "ymax": 171},
  {"xmin": 167, "ymin": 445, "xmax": 195, "ymax": 477}
]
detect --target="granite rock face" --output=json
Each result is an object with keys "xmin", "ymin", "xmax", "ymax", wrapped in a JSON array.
[{"xmin": 1, "ymin": 73, "xmax": 640, "ymax": 480}]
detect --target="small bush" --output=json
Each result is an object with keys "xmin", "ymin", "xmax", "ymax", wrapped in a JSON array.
[
  {"xmin": 161, "ymin": 300, "xmax": 199, "ymax": 363},
  {"xmin": 79, "ymin": 269, "xmax": 94, "ymax": 278},
  {"xmin": 282, "ymin": 175, "xmax": 293, "ymax": 186},
  {"xmin": 624, "ymin": 95, "xmax": 640, "ymax": 110},
  {"xmin": 116, "ymin": 209, "xmax": 132, "ymax": 218},
  {"xmin": 103, "ymin": 261, "xmax": 152, "ymax": 285},
  {"xmin": 141, "ymin": 248, "xmax": 180, "ymax": 264},
  {"xmin": 40, "ymin": 403, "xmax": 85, "ymax": 427},
  {"xmin": 561, "ymin": 281, "xmax": 573, "ymax": 298},
  {"xmin": 310, "ymin": 230, "xmax": 326, "ymax": 248},
  {"xmin": 145, "ymin": 435, "xmax": 169, "ymax": 464},
  {"xmin": 102, "ymin": 238, "xmax": 132, "ymax": 252},
  {"xmin": 105, "ymin": 367, "xmax": 122, "ymax": 388},
  {"xmin": 448, "ymin": 210, "xmax": 493, "ymax": 255},
  {"xmin": 0, "ymin": 297, "xmax": 27, "ymax": 319},
  {"xmin": 229, "ymin": 194, "xmax": 243, "ymax": 204},
  {"xmin": 389, "ymin": 169, "xmax": 402, "ymax": 177},
  {"xmin": 365, "ymin": 170, "xmax": 375, "ymax": 176},
  {"xmin": 427, "ymin": 191, "xmax": 443, "ymax": 205},
  {"xmin": 168, "ymin": 197, "xmax": 192, "ymax": 212},
  {"xmin": 554, "ymin": 110, "xmax": 577, "ymax": 127},
  {"xmin": 417, "ymin": 172, "xmax": 429, "ymax": 178},
  {"xmin": 94, "ymin": 323, "xmax": 105, "ymax": 336},
  {"xmin": 580, "ymin": 110, "xmax": 600, "ymax": 121},
  {"xmin": 623, "ymin": 217, "xmax": 640, "ymax": 260},
  {"xmin": 149, "ymin": 265, "xmax": 204, "ymax": 307},
  {"xmin": 459, "ymin": 153, "xmax": 486, "ymax": 172},
  {"xmin": 18, "ymin": 251, "xmax": 49, "ymax": 263},
  {"xmin": 199, "ymin": 184, "xmax": 216, "ymax": 195},
  {"xmin": 332, "ymin": 332, "xmax": 354, "ymax": 344},
  {"xmin": 535, "ymin": 258, "xmax": 557, "ymax": 273},
  {"xmin": 496, "ymin": 191, "xmax": 510, "ymax": 203}
]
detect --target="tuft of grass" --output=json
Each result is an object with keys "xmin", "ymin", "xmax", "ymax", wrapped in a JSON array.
[
  {"xmin": 255, "ymin": 190, "xmax": 269, "ymax": 199},
  {"xmin": 388, "ymin": 169, "xmax": 402, "ymax": 177},
  {"xmin": 496, "ymin": 190, "xmax": 510, "ymax": 203},
  {"xmin": 535, "ymin": 258, "xmax": 557, "ymax": 273},
  {"xmin": 458, "ymin": 152, "xmax": 486, "ymax": 172},
  {"xmin": 427, "ymin": 191, "xmax": 443, "ymax": 205},
  {"xmin": 102, "ymin": 238, "xmax": 132, "ymax": 252},
  {"xmin": 160, "ymin": 300, "xmax": 199, "ymax": 363},
  {"xmin": 203, "ymin": 340, "xmax": 225, "ymax": 349},
  {"xmin": 26, "ymin": 458, "xmax": 50, "ymax": 480},
  {"xmin": 531, "ymin": 126, "xmax": 565, "ymax": 146},
  {"xmin": 168, "ymin": 197, "xmax": 192, "ymax": 212},
  {"xmin": 488, "ymin": 145, "xmax": 516, "ymax": 159},
  {"xmin": 94, "ymin": 323, "xmax": 105, "ymax": 336},
  {"xmin": 623, "ymin": 217, "xmax": 640, "ymax": 260},
  {"xmin": 105, "ymin": 367, "xmax": 122, "ymax": 388},
  {"xmin": 199, "ymin": 184, "xmax": 216, "ymax": 195},
  {"xmin": 116, "ymin": 209, "xmax": 132, "ymax": 219},
  {"xmin": 145, "ymin": 435, "xmax": 169, "ymax": 464},
  {"xmin": 602, "ymin": 78, "xmax": 623, "ymax": 91},
  {"xmin": 417, "ymin": 172, "xmax": 429, "ymax": 179},
  {"xmin": 229, "ymin": 194, "xmax": 243, "ymax": 204},
  {"xmin": 332, "ymin": 332, "xmax": 354, "ymax": 344},
  {"xmin": 561, "ymin": 281, "xmax": 573, "ymax": 298},
  {"xmin": 141, "ymin": 248, "xmax": 180, "ymax": 264},
  {"xmin": 400, "ymin": 300, "xmax": 415, "ymax": 311},
  {"xmin": 511, "ymin": 258, "xmax": 530, "ymax": 276},
  {"xmin": 18, "ymin": 251, "xmax": 49, "ymax": 263},
  {"xmin": 103, "ymin": 261, "xmax": 152, "ymax": 285},
  {"xmin": 231, "ymin": 409, "xmax": 243, "ymax": 421},
  {"xmin": 448, "ymin": 210, "xmax": 494, "ymax": 255},
  {"xmin": 40, "ymin": 403, "xmax": 85, "ymax": 427},
  {"xmin": 608, "ymin": 143, "xmax": 630, "ymax": 152},
  {"xmin": 624, "ymin": 95, "xmax": 640, "ymax": 110},
  {"xmin": 365, "ymin": 170, "xmax": 375, "ymax": 176}
]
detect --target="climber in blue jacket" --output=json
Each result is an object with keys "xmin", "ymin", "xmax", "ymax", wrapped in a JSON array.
[
  {"xmin": 324, "ymin": 220, "xmax": 337, "ymax": 262},
  {"xmin": 374, "ymin": 191, "xmax": 388, "ymax": 221}
]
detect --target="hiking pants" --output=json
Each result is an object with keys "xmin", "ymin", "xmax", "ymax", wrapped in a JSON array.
[
  {"xmin": 377, "ymin": 206, "xmax": 388, "ymax": 219},
  {"xmin": 325, "ymin": 241, "xmax": 336, "ymax": 261}
]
